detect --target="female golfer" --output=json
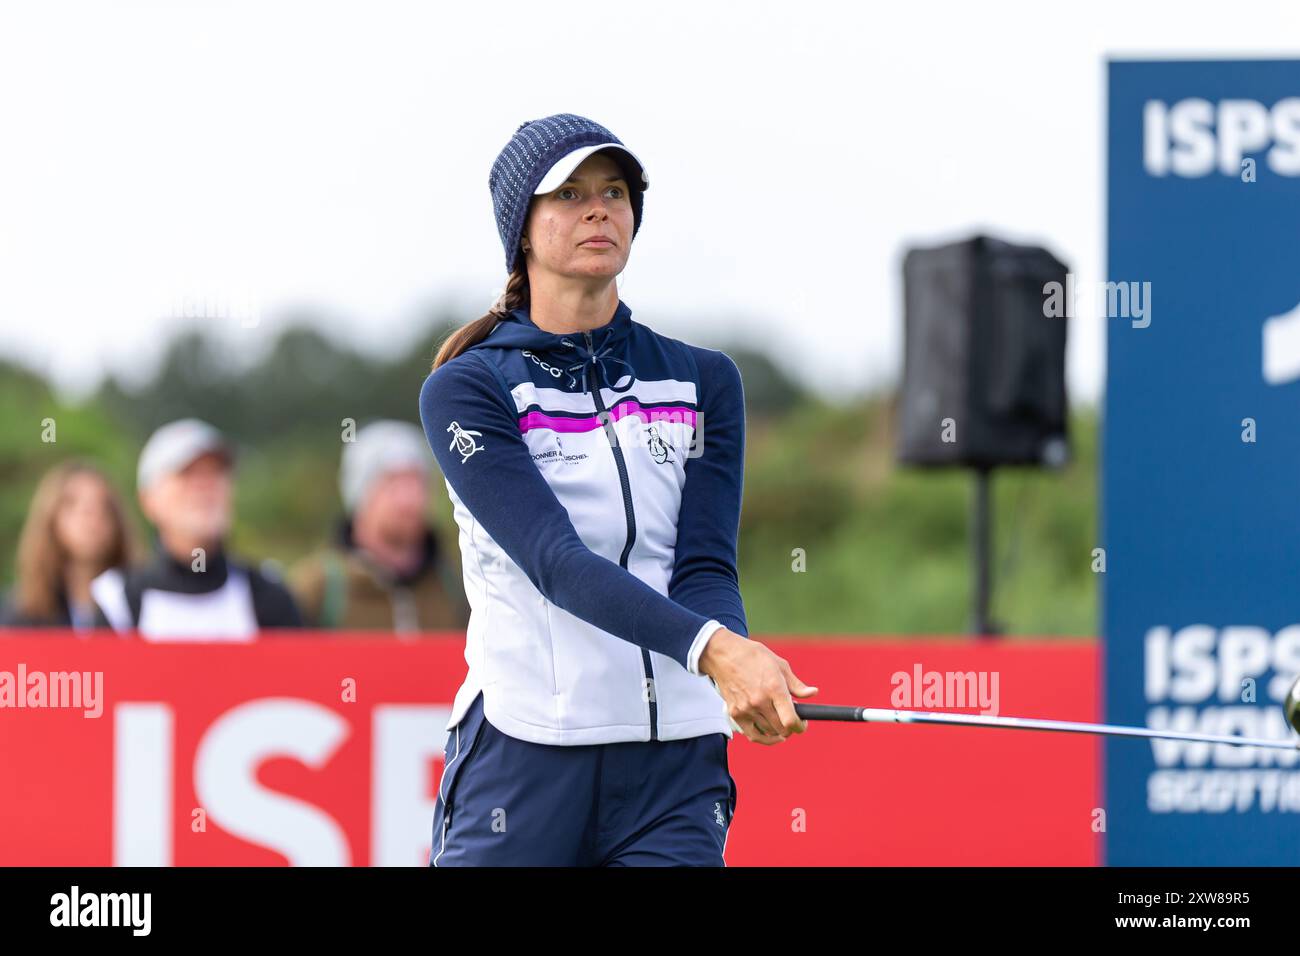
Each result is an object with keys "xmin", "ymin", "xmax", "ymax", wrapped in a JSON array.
[{"xmin": 418, "ymin": 113, "xmax": 818, "ymax": 866}]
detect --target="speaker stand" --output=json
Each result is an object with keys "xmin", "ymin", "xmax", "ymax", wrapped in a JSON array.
[{"xmin": 970, "ymin": 464, "xmax": 1002, "ymax": 638}]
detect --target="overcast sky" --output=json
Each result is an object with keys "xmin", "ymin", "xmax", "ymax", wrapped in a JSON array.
[{"xmin": 1, "ymin": 0, "xmax": 1297, "ymax": 406}]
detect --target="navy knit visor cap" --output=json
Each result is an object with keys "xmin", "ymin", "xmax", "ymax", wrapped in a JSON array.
[
  {"xmin": 533, "ymin": 142, "xmax": 650, "ymax": 195},
  {"xmin": 491, "ymin": 114, "xmax": 650, "ymax": 273}
]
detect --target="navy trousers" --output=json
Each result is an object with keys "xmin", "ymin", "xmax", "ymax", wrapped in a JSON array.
[{"xmin": 430, "ymin": 692, "xmax": 738, "ymax": 866}]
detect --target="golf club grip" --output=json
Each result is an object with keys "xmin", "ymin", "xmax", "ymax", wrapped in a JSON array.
[{"xmin": 794, "ymin": 703, "xmax": 864, "ymax": 722}]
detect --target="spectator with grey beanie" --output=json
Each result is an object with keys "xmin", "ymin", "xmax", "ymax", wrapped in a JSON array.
[{"xmin": 288, "ymin": 420, "xmax": 469, "ymax": 634}]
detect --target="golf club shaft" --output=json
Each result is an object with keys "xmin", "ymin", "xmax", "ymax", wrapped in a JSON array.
[{"xmin": 793, "ymin": 703, "xmax": 1300, "ymax": 750}]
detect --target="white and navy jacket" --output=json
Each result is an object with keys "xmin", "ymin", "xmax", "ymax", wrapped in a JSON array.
[{"xmin": 418, "ymin": 299, "xmax": 748, "ymax": 746}]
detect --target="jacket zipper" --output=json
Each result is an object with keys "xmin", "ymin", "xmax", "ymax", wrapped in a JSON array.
[{"xmin": 584, "ymin": 330, "xmax": 658, "ymax": 741}]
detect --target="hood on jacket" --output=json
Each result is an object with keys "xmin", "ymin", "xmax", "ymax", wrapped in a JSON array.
[{"xmin": 467, "ymin": 299, "xmax": 637, "ymax": 394}]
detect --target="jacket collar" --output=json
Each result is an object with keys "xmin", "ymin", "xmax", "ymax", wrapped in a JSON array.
[
  {"xmin": 504, "ymin": 298, "xmax": 632, "ymax": 351},
  {"xmin": 472, "ymin": 299, "xmax": 636, "ymax": 393}
]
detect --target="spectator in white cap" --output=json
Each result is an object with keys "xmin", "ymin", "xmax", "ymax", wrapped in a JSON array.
[
  {"xmin": 89, "ymin": 418, "xmax": 303, "ymax": 639},
  {"xmin": 288, "ymin": 420, "xmax": 468, "ymax": 634}
]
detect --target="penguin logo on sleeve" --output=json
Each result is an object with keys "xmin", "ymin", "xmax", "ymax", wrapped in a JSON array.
[{"xmin": 447, "ymin": 421, "xmax": 485, "ymax": 463}]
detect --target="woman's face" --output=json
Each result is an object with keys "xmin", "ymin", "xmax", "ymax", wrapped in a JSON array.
[
  {"xmin": 55, "ymin": 471, "xmax": 118, "ymax": 564},
  {"xmin": 522, "ymin": 150, "xmax": 635, "ymax": 282}
]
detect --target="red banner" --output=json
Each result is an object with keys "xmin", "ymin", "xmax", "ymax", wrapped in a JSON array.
[{"xmin": 0, "ymin": 632, "xmax": 1100, "ymax": 865}]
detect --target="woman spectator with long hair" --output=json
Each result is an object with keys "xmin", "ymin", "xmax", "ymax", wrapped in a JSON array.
[{"xmin": 1, "ymin": 460, "xmax": 138, "ymax": 630}]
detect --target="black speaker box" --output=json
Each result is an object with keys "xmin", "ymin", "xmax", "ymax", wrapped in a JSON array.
[{"xmin": 896, "ymin": 235, "xmax": 1069, "ymax": 468}]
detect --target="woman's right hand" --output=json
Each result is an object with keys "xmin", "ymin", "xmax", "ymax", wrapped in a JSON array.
[{"xmin": 698, "ymin": 629, "xmax": 819, "ymax": 745}]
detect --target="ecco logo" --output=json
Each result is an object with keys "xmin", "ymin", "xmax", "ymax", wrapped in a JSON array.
[
  {"xmin": 1144, "ymin": 97, "xmax": 1300, "ymax": 177},
  {"xmin": 521, "ymin": 349, "xmax": 564, "ymax": 378}
]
